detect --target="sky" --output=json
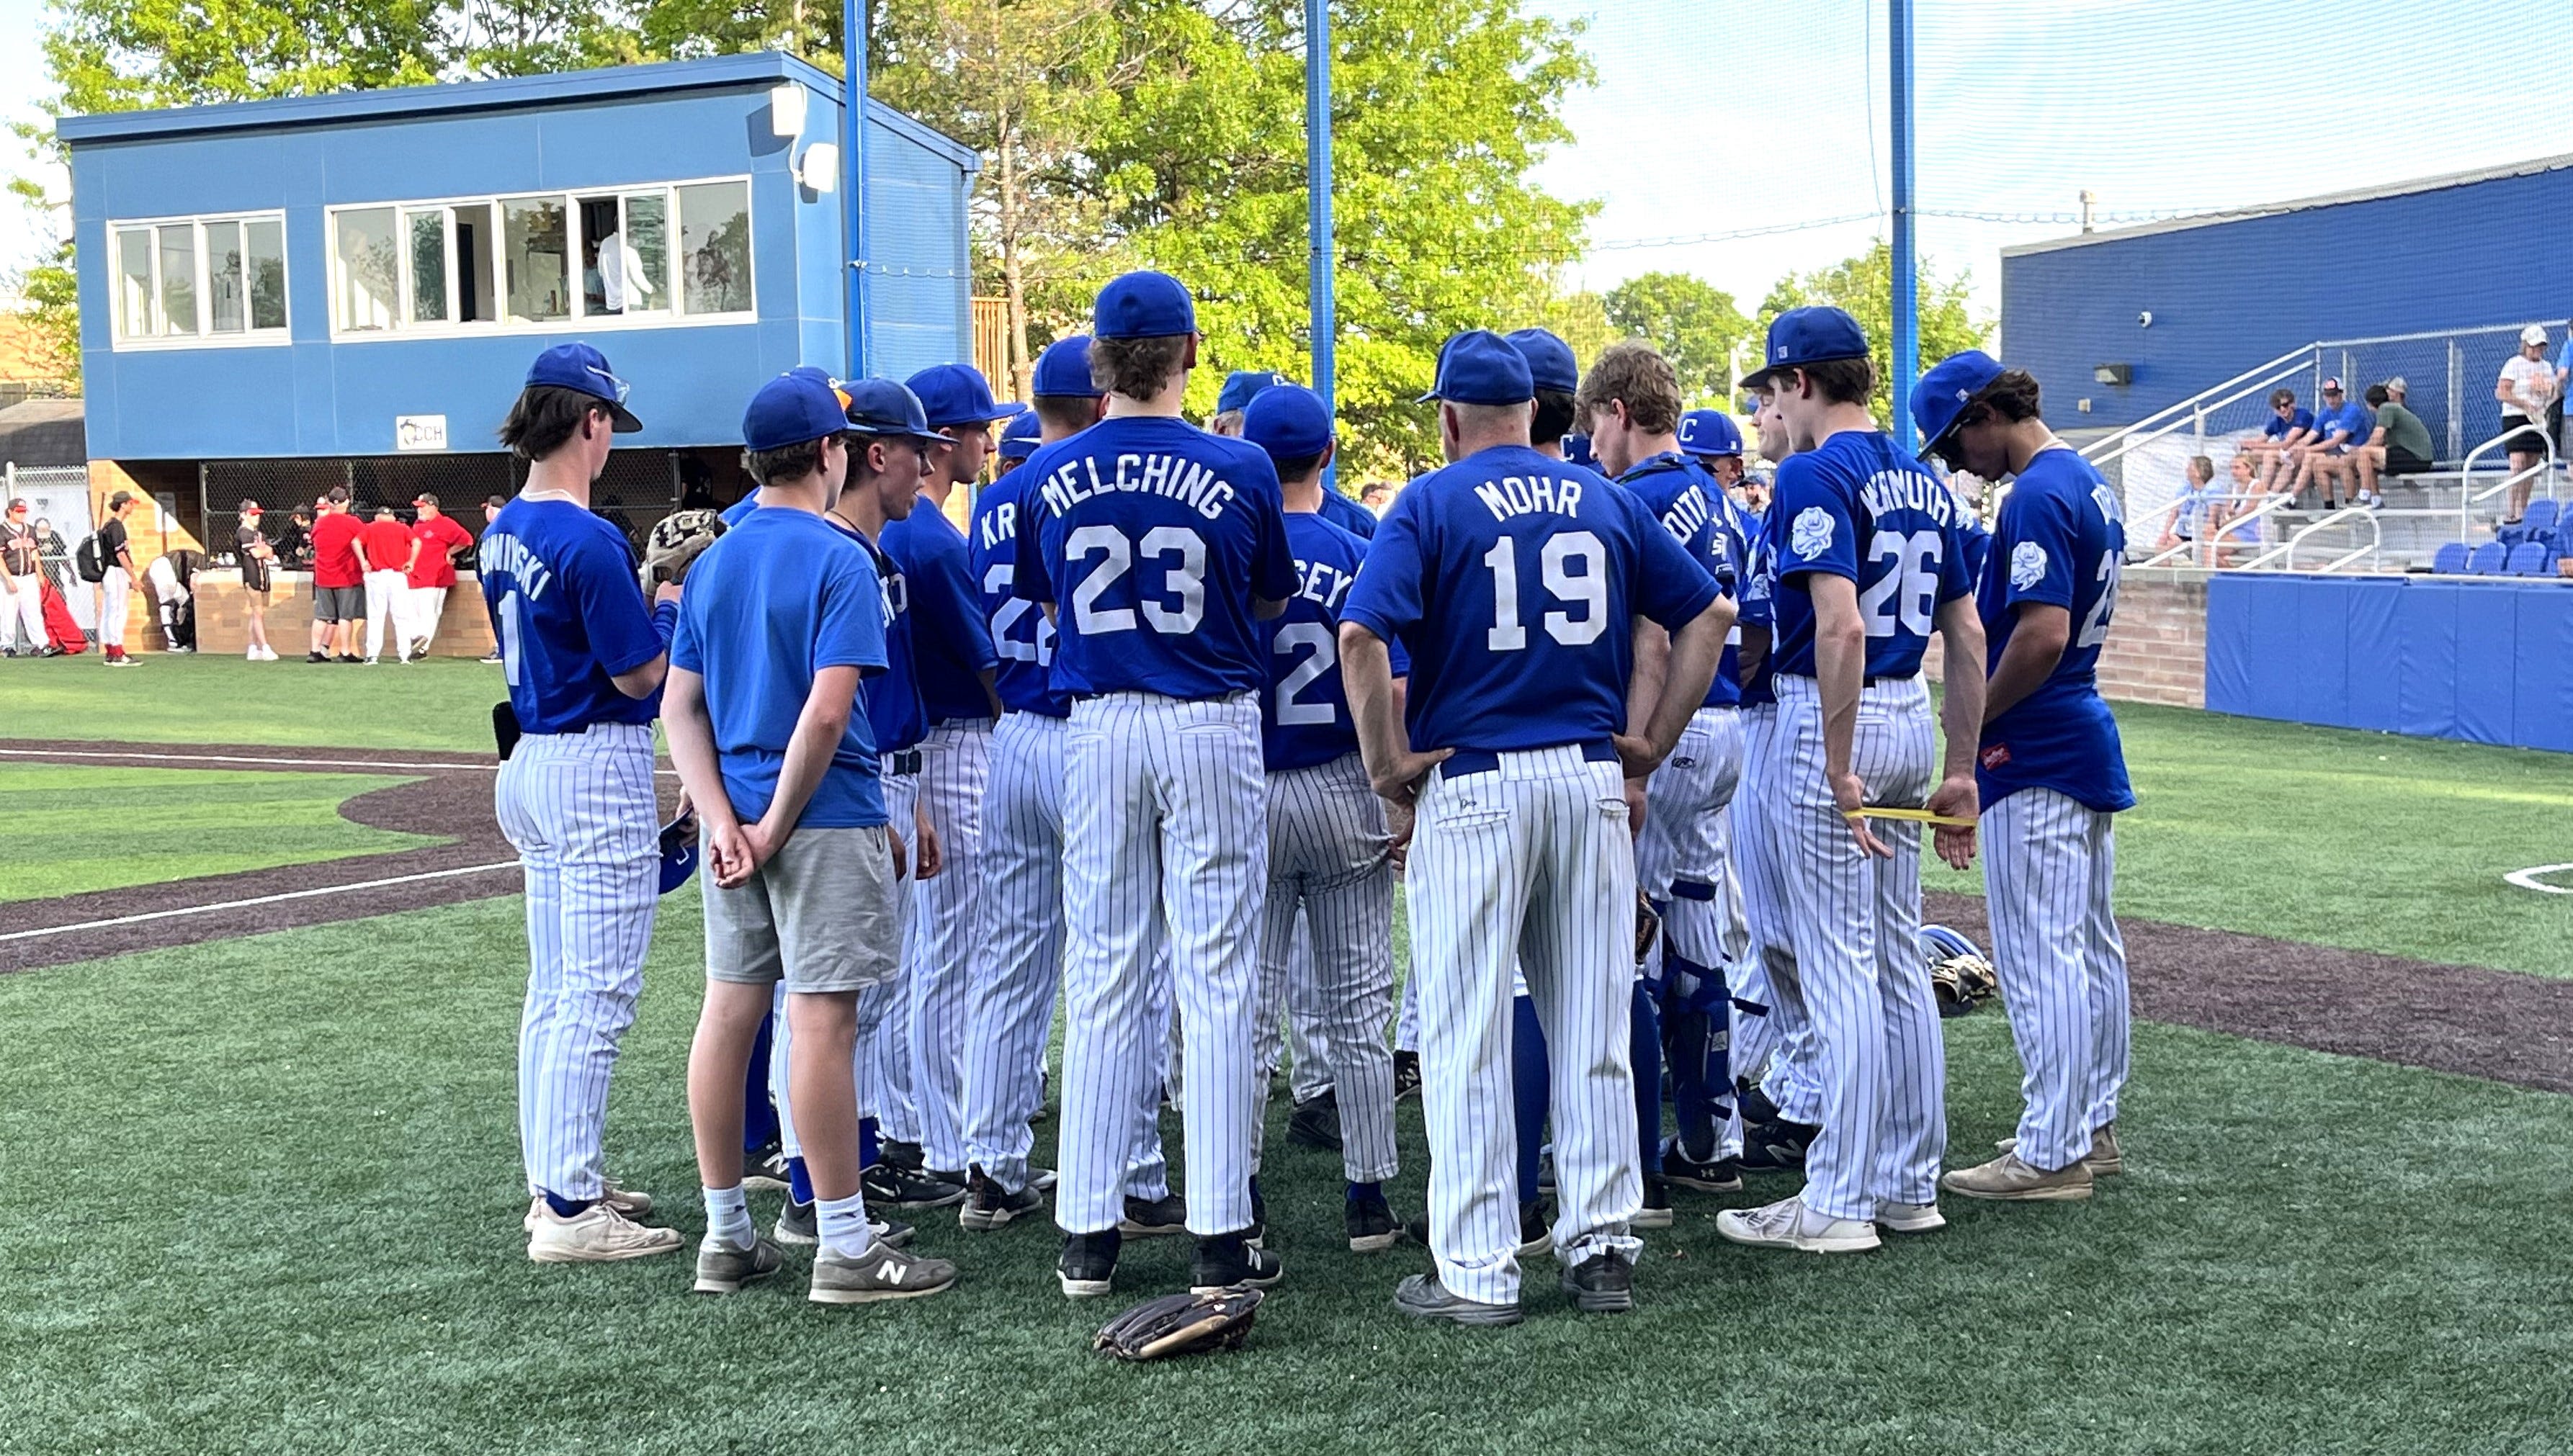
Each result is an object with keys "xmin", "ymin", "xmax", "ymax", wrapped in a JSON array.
[{"xmin": 4, "ymin": 0, "xmax": 2570, "ymax": 323}]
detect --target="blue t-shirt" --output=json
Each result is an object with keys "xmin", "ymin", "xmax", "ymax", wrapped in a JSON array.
[
  {"xmin": 2316, "ymin": 400, "xmax": 2368, "ymax": 447},
  {"xmin": 720, "ymin": 492, "xmax": 761, "ymax": 528},
  {"xmin": 833, "ymin": 517, "xmax": 928, "ymax": 755},
  {"xmin": 478, "ymin": 499, "xmax": 665, "ymax": 735},
  {"xmin": 1013, "ymin": 415, "xmax": 1297, "ymax": 700},
  {"xmin": 1977, "ymin": 447, "xmax": 2134, "ymax": 814},
  {"xmin": 1736, "ymin": 501, "xmax": 1778, "ymax": 709},
  {"xmin": 1959, "ymin": 516, "xmax": 1992, "ymax": 589},
  {"xmin": 1262, "ymin": 513, "xmax": 1409, "ymax": 772},
  {"xmin": 671, "ymin": 508, "xmax": 890, "ymax": 828},
  {"xmin": 883, "ymin": 495, "xmax": 1000, "ymax": 724},
  {"xmin": 1318, "ymin": 486, "xmax": 1378, "ymax": 540},
  {"xmin": 1616, "ymin": 451, "xmax": 1741, "ymax": 710},
  {"xmin": 970, "ymin": 471, "xmax": 1069, "ymax": 719},
  {"xmin": 1768, "ymin": 430, "xmax": 1975, "ymax": 682},
  {"xmin": 1342, "ymin": 444, "xmax": 1720, "ymax": 755},
  {"xmin": 2263, "ymin": 407, "xmax": 2315, "ymax": 441}
]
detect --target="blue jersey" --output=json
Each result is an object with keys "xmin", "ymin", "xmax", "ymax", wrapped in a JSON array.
[
  {"xmin": 1261, "ymin": 513, "xmax": 1408, "ymax": 772},
  {"xmin": 1616, "ymin": 451, "xmax": 1740, "ymax": 710},
  {"xmin": 1959, "ymin": 516, "xmax": 1993, "ymax": 589},
  {"xmin": 1343, "ymin": 444, "xmax": 1720, "ymax": 755},
  {"xmin": 1317, "ymin": 486, "xmax": 1377, "ymax": 540},
  {"xmin": 833, "ymin": 517, "xmax": 928, "ymax": 755},
  {"xmin": 1013, "ymin": 415, "xmax": 1297, "ymax": 701},
  {"xmin": 2263, "ymin": 407, "xmax": 2315, "ymax": 441},
  {"xmin": 478, "ymin": 498, "xmax": 665, "ymax": 735},
  {"xmin": 1704, "ymin": 487, "xmax": 1755, "ymax": 709},
  {"xmin": 720, "ymin": 492, "xmax": 761, "ymax": 528},
  {"xmin": 1977, "ymin": 447, "xmax": 2134, "ymax": 814},
  {"xmin": 1768, "ymin": 430, "xmax": 1974, "ymax": 682},
  {"xmin": 671, "ymin": 508, "xmax": 889, "ymax": 828},
  {"xmin": 1735, "ymin": 500, "xmax": 1778, "ymax": 709},
  {"xmin": 883, "ymin": 495, "xmax": 999, "ymax": 723},
  {"xmin": 970, "ymin": 471, "xmax": 1068, "ymax": 719}
]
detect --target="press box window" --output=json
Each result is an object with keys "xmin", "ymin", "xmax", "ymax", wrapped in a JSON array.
[{"xmin": 109, "ymin": 212, "xmax": 287, "ymax": 343}]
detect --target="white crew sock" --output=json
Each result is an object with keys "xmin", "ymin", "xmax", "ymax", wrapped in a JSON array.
[{"xmin": 702, "ymin": 1183, "xmax": 754, "ymax": 1251}]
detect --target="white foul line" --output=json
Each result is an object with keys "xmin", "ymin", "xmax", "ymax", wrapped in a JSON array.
[
  {"xmin": 0, "ymin": 859, "xmax": 524, "ymax": 943},
  {"xmin": 0, "ymin": 747, "xmax": 679, "ymax": 777},
  {"xmin": 2503, "ymin": 863, "xmax": 2573, "ymax": 896}
]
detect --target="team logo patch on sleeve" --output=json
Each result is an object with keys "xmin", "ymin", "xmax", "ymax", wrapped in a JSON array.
[
  {"xmin": 1790, "ymin": 507, "xmax": 1833, "ymax": 558},
  {"xmin": 2008, "ymin": 541, "xmax": 2049, "ymax": 591}
]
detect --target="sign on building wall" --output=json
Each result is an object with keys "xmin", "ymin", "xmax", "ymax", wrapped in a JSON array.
[{"xmin": 395, "ymin": 415, "xmax": 450, "ymax": 452}]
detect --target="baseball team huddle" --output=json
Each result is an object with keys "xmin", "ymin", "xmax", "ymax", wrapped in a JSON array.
[{"xmin": 474, "ymin": 264, "xmax": 2135, "ymax": 1329}]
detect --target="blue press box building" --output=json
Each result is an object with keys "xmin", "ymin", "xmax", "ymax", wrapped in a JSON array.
[{"xmin": 58, "ymin": 53, "xmax": 977, "ymax": 548}]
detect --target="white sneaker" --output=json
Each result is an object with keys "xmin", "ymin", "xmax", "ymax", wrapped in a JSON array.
[
  {"xmin": 526, "ymin": 1200, "xmax": 684, "ymax": 1262},
  {"xmin": 1876, "ymin": 1200, "xmax": 1946, "ymax": 1234},
  {"xmin": 519, "ymin": 1181, "xmax": 658, "ymax": 1233},
  {"xmin": 1714, "ymin": 1194, "xmax": 1881, "ymax": 1254}
]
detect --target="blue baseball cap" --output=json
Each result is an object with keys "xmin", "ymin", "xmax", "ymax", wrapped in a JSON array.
[
  {"xmin": 906, "ymin": 363, "xmax": 1026, "ymax": 429},
  {"xmin": 1504, "ymin": 328, "xmax": 1580, "ymax": 394},
  {"xmin": 658, "ymin": 814, "xmax": 698, "ymax": 896},
  {"xmin": 526, "ymin": 342, "xmax": 642, "ymax": 431},
  {"xmin": 1562, "ymin": 433, "xmax": 1596, "ymax": 467},
  {"xmin": 1419, "ymin": 330, "xmax": 1535, "ymax": 406},
  {"xmin": 841, "ymin": 377, "xmax": 940, "ymax": 441},
  {"xmin": 742, "ymin": 369, "xmax": 851, "ymax": 451},
  {"xmin": 1676, "ymin": 409, "xmax": 1745, "ymax": 459},
  {"xmin": 1241, "ymin": 383, "xmax": 1333, "ymax": 462},
  {"xmin": 1910, "ymin": 349, "xmax": 2006, "ymax": 451},
  {"xmin": 1033, "ymin": 335, "xmax": 1101, "ymax": 397},
  {"xmin": 1217, "ymin": 369, "xmax": 1289, "ymax": 415},
  {"xmin": 998, "ymin": 410, "xmax": 1043, "ymax": 461},
  {"xmin": 1095, "ymin": 270, "xmax": 1196, "ymax": 339},
  {"xmin": 1740, "ymin": 306, "xmax": 1870, "ymax": 391}
]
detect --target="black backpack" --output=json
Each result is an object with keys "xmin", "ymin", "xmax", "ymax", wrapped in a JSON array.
[{"xmin": 73, "ymin": 534, "xmax": 107, "ymax": 583}]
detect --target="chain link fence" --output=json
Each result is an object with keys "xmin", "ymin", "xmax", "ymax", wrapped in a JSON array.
[{"xmin": 201, "ymin": 452, "xmax": 684, "ymax": 566}]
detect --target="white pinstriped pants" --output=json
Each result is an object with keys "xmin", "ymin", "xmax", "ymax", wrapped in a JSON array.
[
  {"xmin": 1735, "ymin": 704, "xmax": 1821, "ymax": 1123},
  {"xmin": 493, "ymin": 722, "xmax": 660, "ymax": 1201},
  {"xmin": 906, "ymin": 718, "xmax": 991, "ymax": 1172},
  {"xmin": 1636, "ymin": 705, "xmax": 1746, "ymax": 1156},
  {"xmin": 1983, "ymin": 787, "xmax": 2131, "ymax": 1172},
  {"xmin": 1393, "ymin": 938, "xmax": 1419, "ymax": 1054},
  {"xmin": 1257, "ymin": 915, "xmax": 1342, "ymax": 1104},
  {"xmin": 959, "ymin": 711, "xmax": 1173, "ymax": 1197},
  {"xmin": 1057, "ymin": 691, "xmax": 1267, "ymax": 1237},
  {"xmin": 1251, "ymin": 752, "xmax": 1399, "ymax": 1184},
  {"xmin": 1414, "ymin": 745, "xmax": 1642, "ymax": 1305},
  {"xmin": 857, "ymin": 768, "xmax": 921, "ymax": 1143},
  {"xmin": 1763, "ymin": 675, "xmax": 1946, "ymax": 1221}
]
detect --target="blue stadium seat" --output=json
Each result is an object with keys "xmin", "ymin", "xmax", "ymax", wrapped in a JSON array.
[
  {"xmin": 2431, "ymin": 541, "xmax": 2471, "ymax": 575},
  {"xmin": 2507, "ymin": 542, "xmax": 2555, "ymax": 577},
  {"xmin": 2468, "ymin": 541, "xmax": 2510, "ymax": 575},
  {"xmin": 2525, "ymin": 499, "xmax": 2560, "ymax": 536}
]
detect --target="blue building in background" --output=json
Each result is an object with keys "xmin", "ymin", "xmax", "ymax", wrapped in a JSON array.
[
  {"xmin": 58, "ymin": 53, "xmax": 977, "ymax": 548},
  {"xmin": 2000, "ymin": 154, "xmax": 2573, "ymax": 451}
]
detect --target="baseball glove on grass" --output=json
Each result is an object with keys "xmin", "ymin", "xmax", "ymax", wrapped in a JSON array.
[
  {"xmin": 1930, "ymin": 953, "xmax": 2000, "ymax": 1017},
  {"xmin": 1093, "ymin": 1288, "xmax": 1263, "ymax": 1362},
  {"xmin": 642, "ymin": 508, "xmax": 727, "ymax": 592}
]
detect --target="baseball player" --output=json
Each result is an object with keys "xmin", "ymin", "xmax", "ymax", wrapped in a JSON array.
[
  {"xmin": 1713, "ymin": 307, "xmax": 1987, "ymax": 1257},
  {"xmin": 479, "ymin": 343, "xmax": 684, "ymax": 1262},
  {"xmin": 994, "ymin": 410, "xmax": 1042, "ymax": 477},
  {"xmin": 1577, "ymin": 341, "xmax": 1751, "ymax": 1205},
  {"xmin": 1013, "ymin": 270, "xmax": 1297, "ymax": 1298},
  {"xmin": 92, "ymin": 490, "xmax": 141, "ymax": 666},
  {"xmin": 890, "ymin": 364, "xmax": 1017, "ymax": 1188},
  {"xmin": 959, "ymin": 335, "xmax": 1185, "ymax": 1236},
  {"xmin": 356, "ymin": 505, "xmax": 415, "ymax": 663},
  {"xmin": 308, "ymin": 488, "xmax": 364, "ymax": 663},
  {"xmin": 4, "ymin": 497, "xmax": 51, "ymax": 656},
  {"xmin": 665, "ymin": 369, "xmax": 957, "ymax": 1303},
  {"xmin": 1910, "ymin": 350, "xmax": 2133, "ymax": 1201},
  {"xmin": 1343, "ymin": 329, "xmax": 1731, "ymax": 1324},
  {"xmin": 403, "ymin": 493, "xmax": 476, "ymax": 661},
  {"xmin": 1238, "ymin": 382, "xmax": 1405, "ymax": 1252}
]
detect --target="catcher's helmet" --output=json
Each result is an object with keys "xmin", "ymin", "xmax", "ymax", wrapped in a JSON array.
[{"xmin": 1920, "ymin": 923, "xmax": 1981, "ymax": 965}]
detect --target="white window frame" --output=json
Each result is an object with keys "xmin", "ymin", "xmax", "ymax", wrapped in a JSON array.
[
  {"xmin": 322, "ymin": 174, "xmax": 758, "ymax": 343},
  {"xmin": 105, "ymin": 210, "xmax": 292, "ymax": 351}
]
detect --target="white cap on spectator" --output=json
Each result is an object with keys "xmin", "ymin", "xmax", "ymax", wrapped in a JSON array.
[
  {"xmin": 2384, "ymin": 376, "xmax": 2407, "ymax": 395},
  {"xmin": 2523, "ymin": 323, "xmax": 2550, "ymax": 346}
]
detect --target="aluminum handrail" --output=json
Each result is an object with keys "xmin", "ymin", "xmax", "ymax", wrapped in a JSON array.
[
  {"xmin": 2085, "ymin": 357, "xmax": 2324, "ymax": 473},
  {"xmin": 2238, "ymin": 505, "xmax": 2381, "ymax": 572},
  {"xmin": 2132, "ymin": 490, "xmax": 2286, "ymax": 569},
  {"xmin": 2077, "ymin": 343, "xmax": 2316, "ymax": 465},
  {"xmin": 2453, "ymin": 428, "xmax": 2559, "ymax": 538}
]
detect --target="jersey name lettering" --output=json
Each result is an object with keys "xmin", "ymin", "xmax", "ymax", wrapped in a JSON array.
[
  {"xmin": 1038, "ymin": 453, "xmax": 1240, "ymax": 521},
  {"xmin": 1294, "ymin": 556, "xmax": 1355, "ymax": 613},
  {"xmin": 977, "ymin": 499, "xmax": 1017, "ymax": 552},
  {"xmin": 1858, "ymin": 469, "xmax": 1960, "ymax": 523},
  {"xmin": 476, "ymin": 532, "xmax": 555, "ymax": 600},
  {"xmin": 1472, "ymin": 474, "xmax": 1585, "ymax": 522},
  {"xmin": 1657, "ymin": 485, "xmax": 1711, "ymax": 547}
]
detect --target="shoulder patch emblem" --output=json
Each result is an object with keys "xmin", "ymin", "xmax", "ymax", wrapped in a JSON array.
[
  {"xmin": 1789, "ymin": 507, "xmax": 1833, "ymax": 559},
  {"xmin": 2008, "ymin": 540, "xmax": 2049, "ymax": 591}
]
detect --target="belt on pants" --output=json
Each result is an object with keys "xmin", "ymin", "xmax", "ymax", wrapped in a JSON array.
[
  {"xmin": 1439, "ymin": 740, "xmax": 1619, "ymax": 778},
  {"xmin": 884, "ymin": 749, "xmax": 923, "ymax": 777}
]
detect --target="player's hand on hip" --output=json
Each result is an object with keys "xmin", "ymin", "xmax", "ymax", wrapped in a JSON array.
[
  {"xmin": 1927, "ymin": 773, "xmax": 1979, "ymax": 871},
  {"xmin": 1384, "ymin": 799, "xmax": 1415, "ymax": 875},
  {"xmin": 1833, "ymin": 769, "xmax": 1893, "ymax": 859},
  {"xmin": 1612, "ymin": 733, "xmax": 1667, "ymax": 780},
  {"xmin": 1369, "ymin": 746, "xmax": 1453, "ymax": 808},
  {"xmin": 707, "ymin": 819, "xmax": 757, "ymax": 889},
  {"xmin": 913, "ymin": 807, "xmax": 942, "ymax": 880}
]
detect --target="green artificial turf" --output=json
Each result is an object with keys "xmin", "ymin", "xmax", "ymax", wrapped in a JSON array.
[
  {"xmin": 1, "ymin": 650, "xmax": 504, "ymax": 752},
  {"xmin": 2, "ymin": 896, "xmax": 2569, "ymax": 1455},
  {"xmin": 1923, "ymin": 701, "xmax": 2573, "ymax": 980},
  {"xmin": 0, "ymin": 763, "xmax": 437, "ymax": 902}
]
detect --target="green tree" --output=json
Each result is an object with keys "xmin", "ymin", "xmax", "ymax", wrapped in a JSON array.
[
  {"xmin": 37, "ymin": 0, "xmax": 444, "ymax": 119},
  {"xmin": 1756, "ymin": 238, "xmax": 1985, "ymax": 423},
  {"xmin": 1603, "ymin": 270, "xmax": 1751, "ymax": 404}
]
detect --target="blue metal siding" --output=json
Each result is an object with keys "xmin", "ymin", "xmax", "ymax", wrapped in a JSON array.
[
  {"xmin": 67, "ymin": 56, "xmax": 976, "ymax": 459},
  {"xmin": 2000, "ymin": 163, "xmax": 2573, "ymax": 436}
]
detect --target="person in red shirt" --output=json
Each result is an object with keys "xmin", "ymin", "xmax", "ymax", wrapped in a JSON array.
[
  {"xmin": 307, "ymin": 489, "xmax": 366, "ymax": 663},
  {"xmin": 355, "ymin": 505, "xmax": 416, "ymax": 664},
  {"xmin": 401, "ymin": 493, "xmax": 476, "ymax": 662}
]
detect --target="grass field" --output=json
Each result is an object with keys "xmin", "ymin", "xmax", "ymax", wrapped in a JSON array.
[{"xmin": 0, "ymin": 763, "xmax": 435, "ymax": 902}]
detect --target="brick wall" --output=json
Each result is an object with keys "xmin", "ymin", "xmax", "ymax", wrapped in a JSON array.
[{"xmin": 1923, "ymin": 570, "xmax": 2207, "ymax": 709}]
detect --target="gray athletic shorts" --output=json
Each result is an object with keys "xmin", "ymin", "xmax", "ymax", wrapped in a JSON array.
[
  {"xmin": 311, "ymin": 585, "xmax": 362, "ymax": 622},
  {"xmin": 703, "ymin": 824, "xmax": 900, "ymax": 993}
]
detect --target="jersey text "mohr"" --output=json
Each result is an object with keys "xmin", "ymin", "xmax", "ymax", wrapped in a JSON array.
[
  {"xmin": 1039, "ymin": 454, "xmax": 1240, "ymax": 521},
  {"xmin": 1474, "ymin": 475, "xmax": 1585, "ymax": 521}
]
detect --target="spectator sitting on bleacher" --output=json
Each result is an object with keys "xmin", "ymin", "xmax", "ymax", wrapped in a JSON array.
[
  {"xmin": 2352, "ymin": 381, "xmax": 2433, "ymax": 510},
  {"xmin": 2496, "ymin": 324, "xmax": 2557, "ymax": 526},
  {"xmin": 2219, "ymin": 454, "xmax": 2266, "ymax": 564},
  {"xmin": 2286, "ymin": 377, "xmax": 2366, "ymax": 511},
  {"xmin": 2160, "ymin": 454, "xmax": 2216, "ymax": 553},
  {"xmin": 2245, "ymin": 387, "xmax": 2315, "ymax": 495}
]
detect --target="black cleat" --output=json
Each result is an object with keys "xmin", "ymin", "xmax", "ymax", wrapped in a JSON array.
[
  {"xmin": 1288, "ymin": 1089, "xmax": 1343, "ymax": 1151},
  {"xmin": 880, "ymin": 1138, "xmax": 926, "ymax": 1172},
  {"xmin": 1634, "ymin": 1173, "xmax": 1673, "ymax": 1229},
  {"xmin": 743, "ymin": 1141, "xmax": 790, "ymax": 1192},
  {"xmin": 1395, "ymin": 1273, "xmax": 1523, "ymax": 1326},
  {"xmin": 306, "ymin": 650, "xmax": 330, "ymax": 663},
  {"xmin": 1516, "ymin": 1198, "xmax": 1552, "ymax": 1257},
  {"xmin": 862, "ymin": 1163, "xmax": 966, "ymax": 1210},
  {"xmin": 1059, "ymin": 1229, "xmax": 1120, "ymax": 1298},
  {"xmin": 1346, "ymin": 1192, "xmax": 1399, "ymax": 1253},
  {"xmin": 1191, "ymin": 1232, "xmax": 1284, "ymax": 1293},
  {"xmin": 1738, "ymin": 1079, "xmax": 1782, "ymax": 1127},
  {"xmin": 775, "ymin": 1197, "xmax": 817, "ymax": 1246},
  {"xmin": 1740, "ymin": 1118, "xmax": 1818, "ymax": 1173},
  {"xmin": 1118, "ymin": 1192, "xmax": 1188, "ymax": 1237},
  {"xmin": 1560, "ymin": 1253, "xmax": 1634, "ymax": 1313},
  {"xmin": 1392, "ymin": 1048, "xmax": 1423, "ymax": 1101},
  {"xmin": 1663, "ymin": 1138, "xmax": 1745, "ymax": 1193},
  {"xmin": 1246, "ymin": 1180, "xmax": 1268, "ymax": 1249},
  {"xmin": 957, "ymin": 1167, "xmax": 1044, "ymax": 1231}
]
